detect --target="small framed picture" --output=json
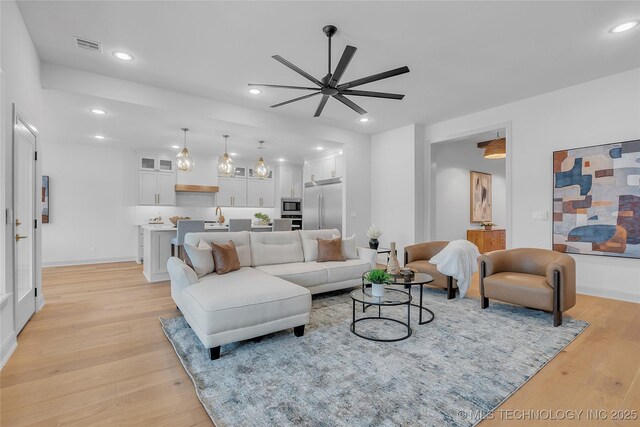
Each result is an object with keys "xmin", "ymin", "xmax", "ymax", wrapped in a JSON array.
[{"xmin": 42, "ymin": 175, "xmax": 49, "ymax": 223}]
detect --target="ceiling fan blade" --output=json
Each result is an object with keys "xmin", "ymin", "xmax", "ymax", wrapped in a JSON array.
[
  {"xmin": 341, "ymin": 89, "xmax": 405, "ymax": 100},
  {"xmin": 314, "ymin": 95, "xmax": 330, "ymax": 117},
  {"xmin": 248, "ymin": 83, "xmax": 319, "ymax": 91},
  {"xmin": 270, "ymin": 92, "xmax": 321, "ymax": 108},
  {"xmin": 272, "ymin": 55, "xmax": 323, "ymax": 87},
  {"xmin": 329, "ymin": 45, "xmax": 357, "ymax": 88},
  {"xmin": 332, "ymin": 94, "xmax": 367, "ymax": 115},
  {"xmin": 337, "ymin": 66, "xmax": 410, "ymax": 90}
]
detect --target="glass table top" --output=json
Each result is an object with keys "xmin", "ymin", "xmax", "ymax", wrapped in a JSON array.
[{"xmin": 350, "ymin": 288, "xmax": 411, "ymax": 306}]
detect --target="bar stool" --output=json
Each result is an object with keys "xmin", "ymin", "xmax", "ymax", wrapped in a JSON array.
[
  {"xmin": 228, "ymin": 219, "xmax": 252, "ymax": 232},
  {"xmin": 272, "ymin": 218, "xmax": 293, "ymax": 231},
  {"xmin": 170, "ymin": 220, "xmax": 205, "ymax": 260}
]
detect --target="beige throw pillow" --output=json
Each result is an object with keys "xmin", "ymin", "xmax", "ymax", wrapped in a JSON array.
[
  {"xmin": 316, "ymin": 237, "xmax": 345, "ymax": 262},
  {"xmin": 211, "ymin": 240, "xmax": 241, "ymax": 275},
  {"xmin": 333, "ymin": 233, "xmax": 358, "ymax": 259},
  {"xmin": 184, "ymin": 239, "xmax": 215, "ymax": 278}
]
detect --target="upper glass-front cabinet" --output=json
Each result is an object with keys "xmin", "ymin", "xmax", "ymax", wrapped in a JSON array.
[{"xmin": 138, "ymin": 153, "xmax": 175, "ymax": 172}]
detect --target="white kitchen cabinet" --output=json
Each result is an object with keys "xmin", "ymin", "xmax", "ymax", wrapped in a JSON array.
[
  {"xmin": 303, "ymin": 151, "xmax": 343, "ymax": 183},
  {"xmin": 248, "ymin": 179, "xmax": 275, "ymax": 208},
  {"xmin": 138, "ymin": 153, "xmax": 175, "ymax": 173},
  {"xmin": 138, "ymin": 171, "xmax": 176, "ymax": 206},
  {"xmin": 280, "ymin": 166, "xmax": 303, "ymax": 198},
  {"xmin": 334, "ymin": 151, "xmax": 344, "ymax": 179},
  {"xmin": 323, "ymin": 156, "xmax": 336, "ymax": 179},
  {"xmin": 304, "ymin": 158, "xmax": 322, "ymax": 182},
  {"xmin": 218, "ymin": 177, "xmax": 247, "ymax": 207}
]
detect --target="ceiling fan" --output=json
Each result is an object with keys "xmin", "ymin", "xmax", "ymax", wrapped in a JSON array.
[{"xmin": 248, "ymin": 25, "xmax": 410, "ymax": 118}]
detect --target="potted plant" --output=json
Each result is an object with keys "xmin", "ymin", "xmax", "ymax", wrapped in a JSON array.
[
  {"xmin": 364, "ymin": 269, "xmax": 393, "ymax": 297},
  {"xmin": 481, "ymin": 221, "xmax": 495, "ymax": 231},
  {"xmin": 366, "ymin": 224, "xmax": 382, "ymax": 249},
  {"xmin": 254, "ymin": 212, "xmax": 271, "ymax": 225}
]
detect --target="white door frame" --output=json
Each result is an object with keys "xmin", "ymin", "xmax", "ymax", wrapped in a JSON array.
[{"xmin": 12, "ymin": 107, "xmax": 38, "ymax": 333}]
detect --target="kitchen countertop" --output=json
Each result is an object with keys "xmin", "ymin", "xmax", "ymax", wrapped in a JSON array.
[{"xmin": 140, "ymin": 223, "xmax": 273, "ymax": 231}]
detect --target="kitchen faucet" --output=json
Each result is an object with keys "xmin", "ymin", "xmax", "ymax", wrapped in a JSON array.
[{"xmin": 215, "ymin": 207, "xmax": 225, "ymax": 224}]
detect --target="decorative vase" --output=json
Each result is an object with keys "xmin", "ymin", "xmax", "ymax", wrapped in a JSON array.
[
  {"xmin": 371, "ymin": 282, "xmax": 386, "ymax": 297},
  {"xmin": 369, "ymin": 239, "xmax": 379, "ymax": 250},
  {"xmin": 386, "ymin": 242, "xmax": 400, "ymax": 275}
]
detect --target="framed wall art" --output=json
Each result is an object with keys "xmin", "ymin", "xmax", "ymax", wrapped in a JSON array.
[
  {"xmin": 553, "ymin": 139, "xmax": 640, "ymax": 259},
  {"xmin": 470, "ymin": 171, "xmax": 492, "ymax": 223},
  {"xmin": 42, "ymin": 175, "xmax": 49, "ymax": 223}
]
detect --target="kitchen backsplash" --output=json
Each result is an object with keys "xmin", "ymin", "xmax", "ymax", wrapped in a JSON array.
[{"xmin": 135, "ymin": 206, "xmax": 276, "ymax": 225}]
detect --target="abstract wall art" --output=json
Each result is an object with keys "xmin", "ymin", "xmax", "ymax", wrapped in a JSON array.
[
  {"xmin": 470, "ymin": 171, "xmax": 492, "ymax": 223},
  {"xmin": 42, "ymin": 175, "xmax": 49, "ymax": 223},
  {"xmin": 553, "ymin": 139, "xmax": 640, "ymax": 259}
]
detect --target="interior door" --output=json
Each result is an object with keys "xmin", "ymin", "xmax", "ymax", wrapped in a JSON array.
[{"xmin": 14, "ymin": 115, "xmax": 37, "ymax": 333}]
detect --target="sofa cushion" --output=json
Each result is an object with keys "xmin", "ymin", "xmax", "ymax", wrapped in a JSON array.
[
  {"xmin": 211, "ymin": 241, "xmax": 241, "ymax": 275},
  {"xmin": 484, "ymin": 272, "xmax": 553, "ymax": 311},
  {"xmin": 184, "ymin": 240, "xmax": 214, "ymax": 278},
  {"xmin": 317, "ymin": 237, "xmax": 345, "ymax": 262},
  {"xmin": 299, "ymin": 229, "xmax": 340, "ymax": 262},
  {"xmin": 183, "ymin": 267, "xmax": 310, "ymax": 335},
  {"xmin": 318, "ymin": 259, "xmax": 371, "ymax": 283},
  {"xmin": 255, "ymin": 262, "xmax": 328, "ymax": 287},
  {"xmin": 333, "ymin": 233, "xmax": 358, "ymax": 259},
  {"xmin": 250, "ymin": 230, "xmax": 304, "ymax": 267},
  {"xmin": 184, "ymin": 231, "xmax": 252, "ymax": 267}
]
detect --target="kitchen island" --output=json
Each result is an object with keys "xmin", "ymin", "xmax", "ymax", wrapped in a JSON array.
[{"xmin": 142, "ymin": 223, "xmax": 273, "ymax": 282}]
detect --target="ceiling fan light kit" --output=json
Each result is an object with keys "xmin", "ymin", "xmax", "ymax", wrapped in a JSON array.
[
  {"xmin": 176, "ymin": 127, "xmax": 194, "ymax": 171},
  {"xmin": 248, "ymin": 25, "xmax": 410, "ymax": 118}
]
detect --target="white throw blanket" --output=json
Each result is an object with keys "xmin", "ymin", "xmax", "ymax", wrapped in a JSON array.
[{"xmin": 429, "ymin": 240, "xmax": 481, "ymax": 298}]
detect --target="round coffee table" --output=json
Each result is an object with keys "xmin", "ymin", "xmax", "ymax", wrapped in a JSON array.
[
  {"xmin": 361, "ymin": 272, "xmax": 435, "ymax": 325},
  {"xmin": 350, "ymin": 288, "xmax": 412, "ymax": 342}
]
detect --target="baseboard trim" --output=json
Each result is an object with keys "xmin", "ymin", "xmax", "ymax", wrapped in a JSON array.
[
  {"xmin": 1, "ymin": 332, "xmax": 17, "ymax": 370},
  {"xmin": 43, "ymin": 256, "xmax": 136, "ymax": 267},
  {"xmin": 577, "ymin": 286, "xmax": 640, "ymax": 304}
]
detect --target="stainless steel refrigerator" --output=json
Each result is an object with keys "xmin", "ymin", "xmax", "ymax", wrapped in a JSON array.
[{"xmin": 303, "ymin": 178, "xmax": 342, "ymax": 233}]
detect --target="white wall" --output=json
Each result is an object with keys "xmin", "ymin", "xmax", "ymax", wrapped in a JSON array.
[
  {"xmin": 370, "ymin": 124, "xmax": 424, "ymax": 255},
  {"xmin": 1, "ymin": 0, "xmax": 44, "ymax": 367},
  {"xmin": 40, "ymin": 142, "xmax": 138, "ymax": 265},
  {"xmin": 432, "ymin": 140, "xmax": 506, "ymax": 241},
  {"xmin": 425, "ymin": 68, "xmax": 640, "ymax": 302}
]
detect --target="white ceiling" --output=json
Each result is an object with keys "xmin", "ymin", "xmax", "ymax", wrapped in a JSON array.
[
  {"xmin": 43, "ymin": 90, "xmax": 342, "ymax": 163},
  {"xmin": 18, "ymin": 1, "xmax": 640, "ymax": 136}
]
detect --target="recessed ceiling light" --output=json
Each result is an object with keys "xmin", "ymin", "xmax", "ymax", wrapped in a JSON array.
[
  {"xmin": 113, "ymin": 51, "xmax": 134, "ymax": 61},
  {"xmin": 94, "ymin": 135, "xmax": 105, "ymax": 140},
  {"xmin": 230, "ymin": 152, "xmax": 237, "ymax": 156},
  {"xmin": 171, "ymin": 145, "xmax": 180, "ymax": 149},
  {"xmin": 278, "ymin": 158, "xmax": 285, "ymax": 162},
  {"xmin": 359, "ymin": 117, "xmax": 369, "ymax": 123},
  {"xmin": 610, "ymin": 20, "xmax": 639, "ymax": 33},
  {"xmin": 90, "ymin": 109, "xmax": 107, "ymax": 115},
  {"xmin": 248, "ymin": 88, "xmax": 262, "ymax": 95},
  {"xmin": 316, "ymin": 146, "xmax": 324, "ymax": 151}
]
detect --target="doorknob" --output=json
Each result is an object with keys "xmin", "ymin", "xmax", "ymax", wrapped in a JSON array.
[
  {"xmin": 15, "ymin": 234, "xmax": 28, "ymax": 242},
  {"xmin": 15, "ymin": 219, "xmax": 21, "ymax": 226}
]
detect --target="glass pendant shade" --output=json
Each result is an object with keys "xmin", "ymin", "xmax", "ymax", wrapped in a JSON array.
[
  {"xmin": 217, "ymin": 135, "xmax": 235, "ymax": 177},
  {"xmin": 176, "ymin": 128, "xmax": 194, "ymax": 171},
  {"xmin": 254, "ymin": 141, "xmax": 270, "ymax": 179},
  {"xmin": 484, "ymin": 133, "xmax": 506, "ymax": 159}
]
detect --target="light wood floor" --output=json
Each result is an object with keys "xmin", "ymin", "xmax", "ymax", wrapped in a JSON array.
[{"xmin": 1, "ymin": 262, "xmax": 638, "ymax": 426}]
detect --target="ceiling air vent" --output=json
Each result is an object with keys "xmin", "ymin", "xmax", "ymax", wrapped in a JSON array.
[{"xmin": 74, "ymin": 36, "xmax": 102, "ymax": 53}]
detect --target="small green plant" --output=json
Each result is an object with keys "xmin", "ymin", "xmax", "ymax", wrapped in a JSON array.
[
  {"xmin": 364, "ymin": 269, "xmax": 393, "ymax": 284},
  {"xmin": 254, "ymin": 212, "xmax": 271, "ymax": 223}
]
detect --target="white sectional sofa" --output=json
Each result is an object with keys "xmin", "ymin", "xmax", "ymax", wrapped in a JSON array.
[{"xmin": 167, "ymin": 229, "xmax": 377, "ymax": 359}]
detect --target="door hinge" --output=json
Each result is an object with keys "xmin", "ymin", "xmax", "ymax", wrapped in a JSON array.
[
  {"xmin": 35, "ymin": 288, "xmax": 38, "ymax": 297},
  {"xmin": 35, "ymin": 219, "xmax": 38, "ymax": 229},
  {"xmin": 35, "ymin": 151, "xmax": 38, "ymax": 161}
]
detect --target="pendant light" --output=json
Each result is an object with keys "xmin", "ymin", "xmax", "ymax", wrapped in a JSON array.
[
  {"xmin": 176, "ymin": 128, "xmax": 194, "ymax": 171},
  {"xmin": 484, "ymin": 132, "xmax": 506, "ymax": 159},
  {"xmin": 217, "ymin": 134, "xmax": 235, "ymax": 177},
  {"xmin": 253, "ymin": 140, "xmax": 270, "ymax": 179}
]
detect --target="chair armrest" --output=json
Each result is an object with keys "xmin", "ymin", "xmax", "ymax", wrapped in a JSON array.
[
  {"xmin": 404, "ymin": 241, "xmax": 448, "ymax": 264},
  {"xmin": 478, "ymin": 250, "xmax": 511, "ymax": 277},
  {"xmin": 167, "ymin": 257, "xmax": 199, "ymax": 290},
  {"xmin": 357, "ymin": 247, "xmax": 377, "ymax": 269},
  {"xmin": 546, "ymin": 255, "xmax": 576, "ymax": 311}
]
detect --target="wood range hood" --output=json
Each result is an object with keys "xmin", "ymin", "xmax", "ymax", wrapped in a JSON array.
[{"xmin": 174, "ymin": 184, "xmax": 219, "ymax": 193}]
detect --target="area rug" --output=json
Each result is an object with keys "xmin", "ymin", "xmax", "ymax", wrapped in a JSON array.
[{"xmin": 161, "ymin": 287, "xmax": 588, "ymax": 427}]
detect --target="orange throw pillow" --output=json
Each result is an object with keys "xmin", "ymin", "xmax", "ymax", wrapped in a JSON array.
[
  {"xmin": 316, "ymin": 237, "xmax": 345, "ymax": 262},
  {"xmin": 211, "ymin": 240, "xmax": 241, "ymax": 275}
]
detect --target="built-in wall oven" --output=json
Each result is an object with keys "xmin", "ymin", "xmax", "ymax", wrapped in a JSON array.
[{"xmin": 281, "ymin": 198, "xmax": 301, "ymax": 215}]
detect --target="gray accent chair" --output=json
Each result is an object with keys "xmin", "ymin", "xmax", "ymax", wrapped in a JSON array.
[
  {"xmin": 272, "ymin": 218, "xmax": 293, "ymax": 231},
  {"xmin": 228, "ymin": 219, "xmax": 252, "ymax": 232},
  {"xmin": 170, "ymin": 220, "xmax": 205, "ymax": 259}
]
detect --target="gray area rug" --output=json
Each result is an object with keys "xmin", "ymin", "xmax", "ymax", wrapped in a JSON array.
[{"xmin": 161, "ymin": 287, "xmax": 588, "ymax": 427}]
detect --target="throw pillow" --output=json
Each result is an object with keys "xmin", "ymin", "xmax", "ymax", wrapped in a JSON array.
[
  {"xmin": 332, "ymin": 233, "xmax": 358, "ymax": 259},
  {"xmin": 211, "ymin": 240, "xmax": 241, "ymax": 275},
  {"xmin": 184, "ymin": 240, "xmax": 215, "ymax": 278},
  {"xmin": 316, "ymin": 237, "xmax": 345, "ymax": 262}
]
